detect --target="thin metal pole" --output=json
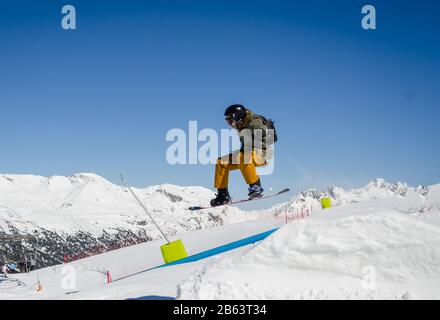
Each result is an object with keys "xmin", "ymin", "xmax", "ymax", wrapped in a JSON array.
[{"xmin": 120, "ymin": 173, "xmax": 170, "ymax": 244}]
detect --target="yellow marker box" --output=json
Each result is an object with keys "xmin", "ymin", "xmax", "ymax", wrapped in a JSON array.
[
  {"xmin": 160, "ymin": 239, "xmax": 188, "ymax": 264},
  {"xmin": 321, "ymin": 197, "xmax": 332, "ymax": 209}
]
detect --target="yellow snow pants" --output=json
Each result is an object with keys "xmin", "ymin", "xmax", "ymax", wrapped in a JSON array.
[{"xmin": 214, "ymin": 150, "xmax": 266, "ymax": 189}]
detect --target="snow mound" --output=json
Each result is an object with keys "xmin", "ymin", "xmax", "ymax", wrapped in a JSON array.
[{"xmin": 178, "ymin": 201, "xmax": 440, "ymax": 299}]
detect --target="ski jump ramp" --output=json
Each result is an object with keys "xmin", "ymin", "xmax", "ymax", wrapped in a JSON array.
[{"xmin": 113, "ymin": 227, "xmax": 279, "ymax": 282}]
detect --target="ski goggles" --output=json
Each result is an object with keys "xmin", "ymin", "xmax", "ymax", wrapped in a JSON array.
[{"xmin": 225, "ymin": 117, "xmax": 238, "ymax": 128}]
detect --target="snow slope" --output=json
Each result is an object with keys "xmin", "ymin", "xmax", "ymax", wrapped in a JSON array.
[
  {"xmin": 177, "ymin": 184, "xmax": 440, "ymax": 299},
  {"xmin": 0, "ymin": 173, "xmax": 250, "ymax": 266},
  {"xmin": 1, "ymin": 178, "xmax": 439, "ymax": 300},
  {"xmin": 0, "ymin": 218, "xmax": 283, "ymax": 300}
]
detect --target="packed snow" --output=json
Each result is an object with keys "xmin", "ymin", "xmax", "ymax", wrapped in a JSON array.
[
  {"xmin": 1, "ymin": 176, "xmax": 439, "ymax": 300},
  {"xmin": 178, "ymin": 184, "xmax": 440, "ymax": 299}
]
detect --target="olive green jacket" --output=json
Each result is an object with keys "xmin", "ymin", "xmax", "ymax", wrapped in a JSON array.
[{"xmin": 237, "ymin": 110, "xmax": 274, "ymax": 160}]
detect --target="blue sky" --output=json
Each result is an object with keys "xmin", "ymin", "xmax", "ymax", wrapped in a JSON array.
[{"xmin": 0, "ymin": 0, "xmax": 439, "ymax": 208}]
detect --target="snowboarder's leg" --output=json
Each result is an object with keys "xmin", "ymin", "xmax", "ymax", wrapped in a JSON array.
[
  {"xmin": 211, "ymin": 153, "xmax": 240, "ymax": 206},
  {"xmin": 213, "ymin": 151, "xmax": 267, "ymax": 205},
  {"xmin": 214, "ymin": 152, "xmax": 241, "ymax": 189},
  {"xmin": 215, "ymin": 150, "xmax": 266, "ymax": 188},
  {"xmin": 210, "ymin": 188, "xmax": 232, "ymax": 207},
  {"xmin": 248, "ymin": 178, "xmax": 264, "ymax": 199},
  {"xmin": 240, "ymin": 151, "xmax": 266, "ymax": 199},
  {"xmin": 238, "ymin": 151, "xmax": 260, "ymax": 185}
]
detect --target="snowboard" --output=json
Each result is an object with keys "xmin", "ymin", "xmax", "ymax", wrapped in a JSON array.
[{"xmin": 188, "ymin": 188, "xmax": 290, "ymax": 211}]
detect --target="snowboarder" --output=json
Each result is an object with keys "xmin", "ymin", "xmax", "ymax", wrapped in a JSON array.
[{"xmin": 210, "ymin": 104, "xmax": 277, "ymax": 207}]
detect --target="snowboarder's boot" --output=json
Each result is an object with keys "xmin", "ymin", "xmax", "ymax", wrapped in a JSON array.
[
  {"xmin": 248, "ymin": 179, "xmax": 264, "ymax": 200},
  {"xmin": 210, "ymin": 188, "xmax": 232, "ymax": 207}
]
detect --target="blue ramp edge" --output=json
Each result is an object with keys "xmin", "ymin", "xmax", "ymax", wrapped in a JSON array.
[
  {"xmin": 162, "ymin": 227, "xmax": 280, "ymax": 267},
  {"xmin": 113, "ymin": 227, "xmax": 279, "ymax": 282}
]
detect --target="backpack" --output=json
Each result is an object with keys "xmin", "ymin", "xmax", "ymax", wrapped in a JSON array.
[{"xmin": 254, "ymin": 114, "xmax": 278, "ymax": 144}]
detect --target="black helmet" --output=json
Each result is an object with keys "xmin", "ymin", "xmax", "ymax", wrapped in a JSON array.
[{"xmin": 224, "ymin": 104, "xmax": 247, "ymax": 121}]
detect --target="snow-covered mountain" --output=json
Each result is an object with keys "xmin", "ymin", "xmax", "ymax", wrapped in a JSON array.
[
  {"xmin": 0, "ymin": 173, "xmax": 246, "ymax": 267},
  {"xmin": 3, "ymin": 180, "xmax": 439, "ymax": 300},
  {"xmin": 272, "ymin": 178, "xmax": 431, "ymax": 214},
  {"xmin": 2, "ymin": 176, "xmax": 440, "ymax": 300},
  {"xmin": 0, "ymin": 174, "xmax": 435, "ymax": 271}
]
